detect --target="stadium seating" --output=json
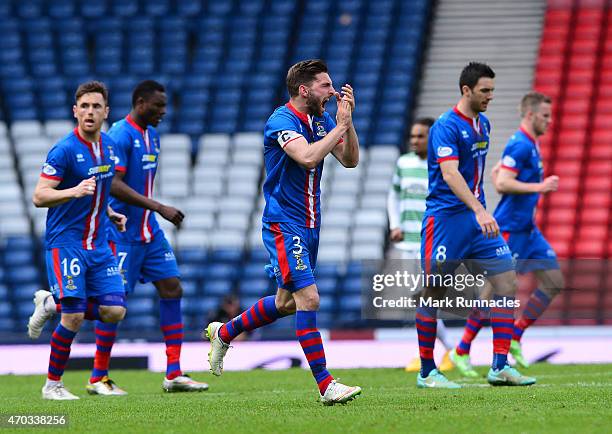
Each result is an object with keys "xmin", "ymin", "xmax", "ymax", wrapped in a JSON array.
[{"xmin": 533, "ymin": 0, "xmax": 611, "ymax": 324}]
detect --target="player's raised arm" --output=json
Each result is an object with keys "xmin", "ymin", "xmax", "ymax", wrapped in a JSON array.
[
  {"xmin": 33, "ymin": 175, "xmax": 96, "ymax": 208},
  {"xmin": 110, "ymin": 171, "xmax": 184, "ymax": 226},
  {"xmin": 332, "ymin": 85, "xmax": 359, "ymax": 168},
  {"xmin": 282, "ymin": 99, "xmax": 351, "ymax": 170},
  {"xmin": 440, "ymin": 159, "xmax": 499, "ymax": 238}
]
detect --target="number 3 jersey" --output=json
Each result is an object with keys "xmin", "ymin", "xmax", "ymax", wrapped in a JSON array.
[
  {"xmin": 107, "ymin": 115, "xmax": 162, "ymax": 244},
  {"xmin": 425, "ymin": 107, "xmax": 492, "ymax": 216},
  {"xmin": 262, "ymin": 102, "xmax": 338, "ymax": 228},
  {"xmin": 41, "ymin": 128, "xmax": 117, "ymax": 250}
]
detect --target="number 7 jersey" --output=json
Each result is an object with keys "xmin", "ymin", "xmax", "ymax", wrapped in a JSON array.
[{"xmin": 107, "ymin": 115, "xmax": 162, "ymax": 244}]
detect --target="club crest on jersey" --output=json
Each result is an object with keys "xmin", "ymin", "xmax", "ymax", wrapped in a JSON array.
[
  {"xmin": 76, "ymin": 153, "xmax": 85, "ymax": 162},
  {"xmin": 134, "ymin": 139, "xmax": 141, "ymax": 148},
  {"xmin": 315, "ymin": 121, "xmax": 326, "ymax": 137},
  {"xmin": 461, "ymin": 130, "xmax": 469, "ymax": 139},
  {"xmin": 65, "ymin": 275, "xmax": 77, "ymax": 290},
  {"xmin": 42, "ymin": 163, "xmax": 57, "ymax": 176},
  {"xmin": 293, "ymin": 253, "xmax": 307, "ymax": 271}
]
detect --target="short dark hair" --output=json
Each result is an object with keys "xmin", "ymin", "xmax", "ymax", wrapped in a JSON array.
[
  {"xmin": 459, "ymin": 62, "xmax": 495, "ymax": 94},
  {"xmin": 132, "ymin": 80, "xmax": 165, "ymax": 107},
  {"xmin": 413, "ymin": 117, "xmax": 435, "ymax": 128},
  {"xmin": 520, "ymin": 91, "xmax": 552, "ymax": 118},
  {"xmin": 75, "ymin": 81, "xmax": 108, "ymax": 104},
  {"xmin": 286, "ymin": 59, "xmax": 329, "ymax": 98}
]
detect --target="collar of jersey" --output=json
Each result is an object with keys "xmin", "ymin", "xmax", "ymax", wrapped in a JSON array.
[
  {"xmin": 74, "ymin": 127, "xmax": 100, "ymax": 147},
  {"xmin": 453, "ymin": 106, "xmax": 482, "ymax": 135},
  {"xmin": 519, "ymin": 126, "xmax": 537, "ymax": 145},
  {"xmin": 126, "ymin": 114, "xmax": 146, "ymax": 135},
  {"xmin": 285, "ymin": 101, "xmax": 313, "ymax": 133}
]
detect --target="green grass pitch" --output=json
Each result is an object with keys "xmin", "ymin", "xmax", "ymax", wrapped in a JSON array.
[{"xmin": 1, "ymin": 364, "xmax": 610, "ymax": 433}]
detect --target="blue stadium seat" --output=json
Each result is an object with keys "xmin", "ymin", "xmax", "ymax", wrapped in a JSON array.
[
  {"xmin": 17, "ymin": 0, "xmax": 43, "ymax": 18},
  {"xmin": 0, "ymin": 302, "xmax": 10, "ymax": 317},
  {"xmin": 177, "ymin": 249, "xmax": 207, "ymax": 265},
  {"xmin": 319, "ymin": 295, "xmax": 335, "ymax": 313},
  {"xmin": 181, "ymin": 280, "xmax": 199, "ymax": 296},
  {"xmin": 145, "ymin": 0, "xmax": 170, "ymax": 16},
  {"xmin": 122, "ymin": 315, "xmax": 158, "ymax": 329},
  {"xmin": 0, "ymin": 319, "xmax": 14, "ymax": 332},
  {"xmin": 210, "ymin": 249, "xmax": 243, "ymax": 265},
  {"xmin": 316, "ymin": 277, "xmax": 337, "ymax": 295},
  {"xmin": 180, "ymin": 264, "xmax": 207, "ymax": 281},
  {"xmin": 203, "ymin": 280, "xmax": 233, "ymax": 297},
  {"xmin": 207, "ymin": 264, "xmax": 236, "ymax": 281},
  {"xmin": 0, "ymin": 284, "xmax": 8, "ymax": 299},
  {"xmin": 81, "ymin": 1, "xmax": 108, "ymax": 17},
  {"xmin": 239, "ymin": 278, "xmax": 269, "ymax": 296},
  {"xmin": 113, "ymin": 0, "xmax": 139, "ymax": 17},
  {"xmin": 7, "ymin": 267, "xmax": 39, "ymax": 285},
  {"xmin": 177, "ymin": 0, "xmax": 202, "ymax": 17},
  {"xmin": 133, "ymin": 283, "xmax": 157, "ymax": 297},
  {"xmin": 47, "ymin": 0, "xmax": 76, "ymax": 18},
  {"xmin": 4, "ymin": 251, "xmax": 35, "ymax": 268},
  {"xmin": 127, "ymin": 298, "xmax": 155, "ymax": 315}
]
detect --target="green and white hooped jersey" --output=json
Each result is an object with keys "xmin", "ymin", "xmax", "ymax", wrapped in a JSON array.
[{"xmin": 388, "ymin": 153, "xmax": 428, "ymax": 252}]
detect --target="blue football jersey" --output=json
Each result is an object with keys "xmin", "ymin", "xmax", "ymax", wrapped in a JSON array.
[
  {"xmin": 41, "ymin": 128, "xmax": 116, "ymax": 250},
  {"xmin": 262, "ymin": 103, "xmax": 338, "ymax": 228},
  {"xmin": 107, "ymin": 115, "xmax": 162, "ymax": 244},
  {"xmin": 425, "ymin": 107, "xmax": 491, "ymax": 215},
  {"xmin": 494, "ymin": 128, "xmax": 544, "ymax": 232}
]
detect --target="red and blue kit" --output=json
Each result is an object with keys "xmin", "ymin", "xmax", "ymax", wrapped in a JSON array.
[{"xmin": 42, "ymin": 128, "xmax": 124, "ymax": 300}]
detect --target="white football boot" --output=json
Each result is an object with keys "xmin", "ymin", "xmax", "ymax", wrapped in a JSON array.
[
  {"xmin": 163, "ymin": 375, "xmax": 209, "ymax": 392},
  {"xmin": 28, "ymin": 290, "xmax": 56, "ymax": 339},
  {"xmin": 42, "ymin": 382, "xmax": 79, "ymax": 400},
  {"xmin": 86, "ymin": 377, "xmax": 128, "ymax": 396},
  {"xmin": 203, "ymin": 322, "xmax": 230, "ymax": 376},
  {"xmin": 320, "ymin": 380, "xmax": 362, "ymax": 406}
]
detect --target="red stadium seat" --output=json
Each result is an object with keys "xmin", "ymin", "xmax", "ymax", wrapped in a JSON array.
[
  {"xmin": 574, "ymin": 241, "xmax": 606, "ymax": 258},
  {"xmin": 548, "ymin": 239, "xmax": 570, "ymax": 258},
  {"xmin": 569, "ymin": 54, "xmax": 597, "ymax": 71},
  {"xmin": 566, "ymin": 69, "xmax": 596, "ymax": 84},
  {"xmin": 551, "ymin": 160, "xmax": 582, "ymax": 177},
  {"xmin": 546, "ymin": 208, "xmax": 577, "ymax": 224},
  {"xmin": 592, "ymin": 112, "xmax": 612, "ymax": 127},
  {"xmin": 548, "ymin": 191, "xmax": 579, "ymax": 208},
  {"xmin": 538, "ymin": 54, "xmax": 565, "ymax": 71},
  {"xmin": 589, "ymin": 142, "xmax": 612, "ymax": 159},
  {"xmin": 582, "ymin": 191, "xmax": 611, "ymax": 208},
  {"xmin": 545, "ymin": 224, "xmax": 575, "ymax": 240},
  {"xmin": 561, "ymin": 98, "xmax": 590, "ymax": 114},
  {"xmin": 586, "ymin": 160, "xmax": 612, "ymax": 176},
  {"xmin": 579, "ymin": 208, "xmax": 610, "ymax": 225},
  {"xmin": 570, "ymin": 39, "xmax": 599, "ymax": 54},
  {"xmin": 560, "ymin": 114, "xmax": 589, "ymax": 129},
  {"xmin": 577, "ymin": 225, "xmax": 608, "ymax": 240},
  {"xmin": 584, "ymin": 174, "xmax": 612, "ymax": 192}
]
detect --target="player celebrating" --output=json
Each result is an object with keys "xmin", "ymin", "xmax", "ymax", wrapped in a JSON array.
[
  {"xmin": 204, "ymin": 59, "xmax": 362, "ymax": 405},
  {"xmin": 450, "ymin": 92, "xmax": 562, "ymax": 371},
  {"xmin": 387, "ymin": 117, "xmax": 454, "ymax": 373},
  {"xmin": 417, "ymin": 62, "xmax": 535, "ymax": 388},
  {"xmin": 32, "ymin": 81, "xmax": 128, "ymax": 400}
]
